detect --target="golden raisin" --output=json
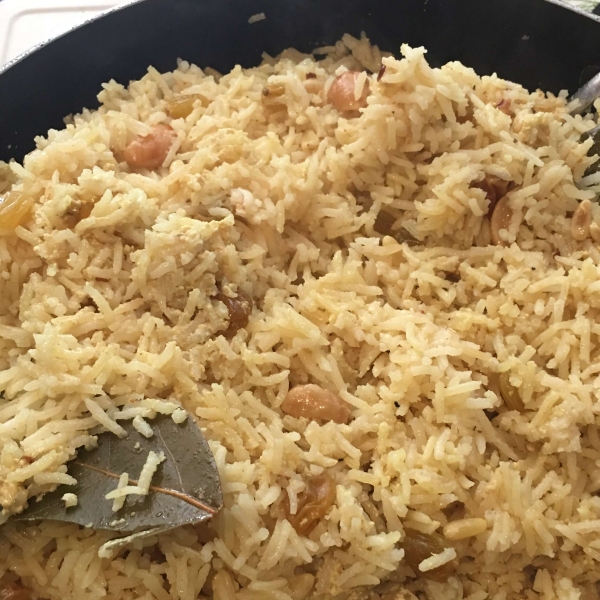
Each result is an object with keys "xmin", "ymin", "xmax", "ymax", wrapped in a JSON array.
[
  {"xmin": 0, "ymin": 191, "xmax": 34, "ymax": 230},
  {"xmin": 261, "ymin": 83, "xmax": 288, "ymax": 112},
  {"xmin": 0, "ymin": 582, "xmax": 30, "ymax": 600},
  {"xmin": 62, "ymin": 199, "xmax": 94, "ymax": 228},
  {"xmin": 79, "ymin": 203, "xmax": 94, "ymax": 220},
  {"xmin": 284, "ymin": 475, "xmax": 336, "ymax": 536},
  {"xmin": 401, "ymin": 530, "xmax": 457, "ymax": 582},
  {"xmin": 327, "ymin": 71, "xmax": 370, "ymax": 112},
  {"xmin": 571, "ymin": 200, "xmax": 592, "ymax": 241},
  {"xmin": 498, "ymin": 372, "xmax": 525, "ymax": 412},
  {"xmin": 122, "ymin": 124, "xmax": 177, "ymax": 170},
  {"xmin": 281, "ymin": 384, "xmax": 351, "ymax": 424},
  {"xmin": 215, "ymin": 290, "xmax": 253, "ymax": 338},
  {"xmin": 471, "ymin": 175, "xmax": 512, "ymax": 217},
  {"xmin": 167, "ymin": 96, "xmax": 196, "ymax": 119},
  {"xmin": 490, "ymin": 195, "xmax": 513, "ymax": 246}
]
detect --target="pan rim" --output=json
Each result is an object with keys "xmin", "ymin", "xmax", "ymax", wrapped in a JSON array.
[{"xmin": 0, "ymin": 0, "xmax": 599, "ymax": 81}]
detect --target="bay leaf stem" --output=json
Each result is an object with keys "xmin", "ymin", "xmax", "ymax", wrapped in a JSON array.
[{"xmin": 74, "ymin": 461, "xmax": 217, "ymax": 514}]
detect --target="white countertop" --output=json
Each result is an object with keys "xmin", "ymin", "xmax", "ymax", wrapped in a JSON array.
[{"xmin": 0, "ymin": 0, "xmax": 128, "ymax": 68}]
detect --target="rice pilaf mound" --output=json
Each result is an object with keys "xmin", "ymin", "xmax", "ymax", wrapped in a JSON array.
[{"xmin": 1, "ymin": 34, "xmax": 600, "ymax": 600}]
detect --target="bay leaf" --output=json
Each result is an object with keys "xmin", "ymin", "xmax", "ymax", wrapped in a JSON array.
[{"xmin": 16, "ymin": 413, "xmax": 222, "ymax": 537}]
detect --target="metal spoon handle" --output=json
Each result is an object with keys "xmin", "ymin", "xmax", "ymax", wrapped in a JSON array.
[{"xmin": 570, "ymin": 72, "xmax": 600, "ymax": 115}]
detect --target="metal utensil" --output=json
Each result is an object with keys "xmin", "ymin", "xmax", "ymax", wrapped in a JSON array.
[
  {"xmin": 570, "ymin": 72, "xmax": 600, "ymax": 114},
  {"xmin": 569, "ymin": 74, "xmax": 600, "ymax": 178}
]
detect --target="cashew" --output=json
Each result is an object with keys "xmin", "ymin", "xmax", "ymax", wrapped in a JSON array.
[
  {"xmin": 327, "ymin": 71, "xmax": 370, "ymax": 112},
  {"xmin": 123, "ymin": 124, "xmax": 177, "ymax": 170}
]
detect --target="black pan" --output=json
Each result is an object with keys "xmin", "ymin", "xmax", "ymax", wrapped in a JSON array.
[{"xmin": 1, "ymin": 0, "xmax": 600, "ymax": 164}]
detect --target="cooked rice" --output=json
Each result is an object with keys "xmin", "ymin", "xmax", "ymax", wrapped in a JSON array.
[
  {"xmin": 1, "ymin": 32, "xmax": 600, "ymax": 600},
  {"xmin": 418, "ymin": 547, "xmax": 457, "ymax": 573},
  {"xmin": 61, "ymin": 493, "xmax": 78, "ymax": 509},
  {"xmin": 110, "ymin": 473, "xmax": 129, "ymax": 513},
  {"xmin": 105, "ymin": 451, "xmax": 165, "ymax": 502},
  {"xmin": 248, "ymin": 12, "xmax": 266, "ymax": 24},
  {"xmin": 132, "ymin": 415, "xmax": 154, "ymax": 438}
]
